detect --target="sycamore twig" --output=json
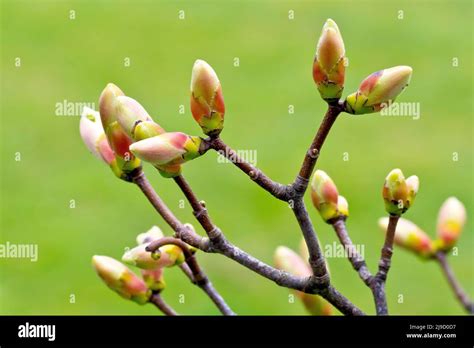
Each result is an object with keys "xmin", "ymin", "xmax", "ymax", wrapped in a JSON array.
[
  {"xmin": 150, "ymin": 292, "xmax": 178, "ymax": 316},
  {"xmin": 295, "ymin": 103, "xmax": 342, "ymax": 184},
  {"xmin": 372, "ymin": 215, "xmax": 399, "ymax": 315},
  {"xmin": 435, "ymin": 251, "xmax": 474, "ymax": 314},
  {"xmin": 81, "ymin": 18, "xmax": 421, "ymax": 316},
  {"xmin": 147, "ymin": 237, "xmax": 235, "ymax": 316},
  {"xmin": 131, "ymin": 168, "xmax": 234, "ymax": 315},
  {"xmin": 173, "ymin": 173, "xmax": 362, "ymax": 315},
  {"xmin": 331, "ymin": 218, "xmax": 373, "ymax": 286}
]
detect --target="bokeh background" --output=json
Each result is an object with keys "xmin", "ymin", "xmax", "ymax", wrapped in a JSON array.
[{"xmin": 1, "ymin": 0, "xmax": 472, "ymax": 315}]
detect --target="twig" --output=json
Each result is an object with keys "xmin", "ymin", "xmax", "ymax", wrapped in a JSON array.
[
  {"xmin": 131, "ymin": 168, "xmax": 233, "ymax": 315},
  {"xmin": 149, "ymin": 292, "xmax": 178, "ymax": 316},
  {"xmin": 171, "ymin": 175, "xmax": 363, "ymax": 315},
  {"xmin": 372, "ymin": 215, "xmax": 399, "ymax": 315},
  {"xmin": 208, "ymin": 137, "xmax": 289, "ymax": 200},
  {"xmin": 295, "ymin": 103, "xmax": 342, "ymax": 184},
  {"xmin": 204, "ymin": 106, "xmax": 342, "ymax": 288},
  {"xmin": 331, "ymin": 218, "xmax": 373, "ymax": 286},
  {"xmin": 131, "ymin": 167, "xmax": 363, "ymax": 315},
  {"xmin": 132, "ymin": 168, "xmax": 183, "ymax": 232},
  {"xmin": 435, "ymin": 251, "xmax": 474, "ymax": 314},
  {"xmin": 292, "ymin": 198, "xmax": 329, "ymax": 282},
  {"xmin": 149, "ymin": 231, "xmax": 363, "ymax": 315},
  {"xmin": 147, "ymin": 237, "xmax": 236, "ymax": 316}
]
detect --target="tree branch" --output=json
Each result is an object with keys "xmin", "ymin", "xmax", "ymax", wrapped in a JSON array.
[
  {"xmin": 331, "ymin": 218, "xmax": 373, "ymax": 286},
  {"xmin": 130, "ymin": 166, "xmax": 363, "ymax": 315},
  {"xmin": 208, "ymin": 137, "xmax": 289, "ymax": 200},
  {"xmin": 292, "ymin": 198, "xmax": 329, "ymax": 282},
  {"xmin": 372, "ymin": 215, "xmax": 399, "ymax": 315},
  {"xmin": 146, "ymin": 237, "xmax": 235, "ymax": 316},
  {"xmin": 149, "ymin": 292, "xmax": 178, "ymax": 316},
  {"xmin": 435, "ymin": 251, "xmax": 474, "ymax": 314},
  {"xmin": 295, "ymin": 103, "xmax": 342, "ymax": 184},
  {"xmin": 171, "ymin": 175, "xmax": 363, "ymax": 315},
  {"xmin": 131, "ymin": 169, "xmax": 232, "ymax": 315}
]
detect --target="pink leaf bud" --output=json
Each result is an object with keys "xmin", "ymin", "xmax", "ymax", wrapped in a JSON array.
[
  {"xmin": 122, "ymin": 244, "xmax": 184, "ymax": 270},
  {"xmin": 345, "ymin": 66, "xmax": 412, "ymax": 115},
  {"xmin": 98, "ymin": 84, "xmax": 141, "ymax": 173},
  {"xmin": 310, "ymin": 170, "xmax": 339, "ymax": 222},
  {"xmin": 435, "ymin": 197, "xmax": 467, "ymax": 251},
  {"xmin": 80, "ymin": 107, "xmax": 115, "ymax": 165},
  {"xmin": 313, "ymin": 19, "xmax": 346, "ymax": 102},
  {"xmin": 190, "ymin": 59, "xmax": 225, "ymax": 136},
  {"xmin": 92, "ymin": 255, "xmax": 151, "ymax": 304},
  {"xmin": 129, "ymin": 132, "xmax": 203, "ymax": 170},
  {"xmin": 99, "ymin": 83, "xmax": 124, "ymax": 128},
  {"xmin": 378, "ymin": 218, "xmax": 434, "ymax": 258}
]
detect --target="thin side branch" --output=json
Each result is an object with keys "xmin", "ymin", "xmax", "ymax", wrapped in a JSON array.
[
  {"xmin": 131, "ymin": 166, "xmax": 363, "ymax": 315},
  {"xmin": 292, "ymin": 198, "xmax": 329, "ymax": 282},
  {"xmin": 372, "ymin": 215, "xmax": 399, "ymax": 315},
  {"xmin": 296, "ymin": 103, "xmax": 342, "ymax": 184},
  {"xmin": 171, "ymin": 175, "xmax": 363, "ymax": 315},
  {"xmin": 331, "ymin": 218, "xmax": 373, "ymax": 286},
  {"xmin": 131, "ymin": 169, "xmax": 233, "ymax": 315},
  {"xmin": 149, "ymin": 292, "xmax": 178, "ymax": 316},
  {"xmin": 147, "ymin": 237, "xmax": 235, "ymax": 316},
  {"xmin": 208, "ymin": 137, "xmax": 289, "ymax": 200},
  {"xmin": 435, "ymin": 251, "xmax": 474, "ymax": 314}
]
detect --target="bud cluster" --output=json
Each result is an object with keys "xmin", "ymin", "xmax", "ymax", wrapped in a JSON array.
[
  {"xmin": 92, "ymin": 225, "xmax": 192, "ymax": 304},
  {"xmin": 378, "ymin": 196, "xmax": 467, "ymax": 258},
  {"xmin": 382, "ymin": 169, "xmax": 419, "ymax": 216},
  {"xmin": 312, "ymin": 19, "xmax": 412, "ymax": 113}
]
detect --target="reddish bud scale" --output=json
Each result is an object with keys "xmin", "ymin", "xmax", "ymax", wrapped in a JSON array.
[
  {"xmin": 190, "ymin": 59, "xmax": 225, "ymax": 136},
  {"xmin": 312, "ymin": 19, "xmax": 346, "ymax": 102},
  {"xmin": 435, "ymin": 197, "xmax": 466, "ymax": 251},
  {"xmin": 92, "ymin": 255, "xmax": 151, "ymax": 304}
]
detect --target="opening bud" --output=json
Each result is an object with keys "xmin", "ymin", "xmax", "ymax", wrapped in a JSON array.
[
  {"xmin": 115, "ymin": 96, "xmax": 162, "ymax": 139},
  {"xmin": 99, "ymin": 83, "xmax": 124, "ymax": 128},
  {"xmin": 98, "ymin": 83, "xmax": 141, "ymax": 174},
  {"xmin": 136, "ymin": 226, "xmax": 164, "ymax": 245},
  {"xmin": 122, "ymin": 244, "xmax": 184, "ymax": 269},
  {"xmin": 313, "ymin": 19, "xmax": 346, "ymax": 102},
  {"xmin": 345, "ymin": 66, "xmax": 412, "ymax": 115},
  {"xmin": 80, "ymin": 107, "xmax": 115, "ymax": 165},
  {"xmin": 141, "ymin": 268, "xmax": 166, "ymax": 291},
  {"xmin": 382, "ymin": 169, "xmax": 417, "ymax": 216},
  {"xmin": 92, "ymin": 255, "xmax": 151, "ymax": 304},
  {"xmin": 190, "ymin": 59, "xmax": 225, "ymax": 136}
]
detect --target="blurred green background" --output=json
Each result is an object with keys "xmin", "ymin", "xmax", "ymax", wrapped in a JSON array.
[{"xmin": 1, "ymin": 0, "xmax": 472, "ymax": 315}]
